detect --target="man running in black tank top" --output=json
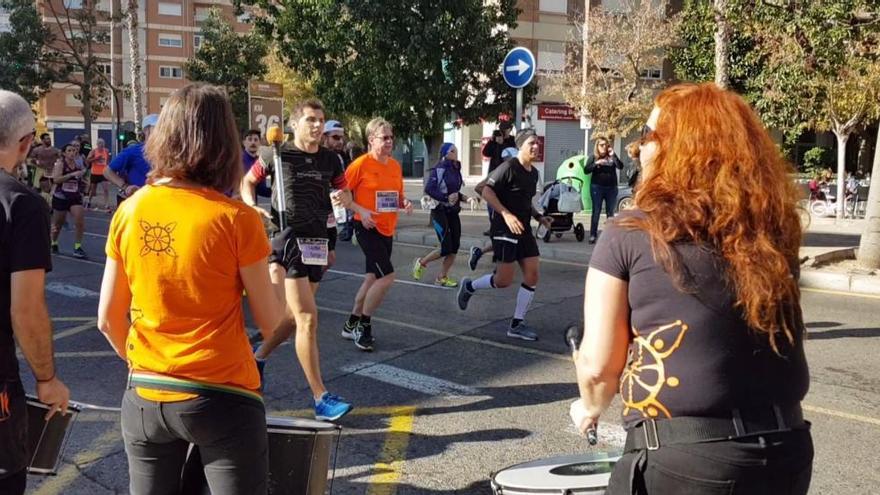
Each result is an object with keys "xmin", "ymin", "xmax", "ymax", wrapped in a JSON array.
[{"xmin": 457, "ymin": 130, "xmax": 552, "ymax": 341}]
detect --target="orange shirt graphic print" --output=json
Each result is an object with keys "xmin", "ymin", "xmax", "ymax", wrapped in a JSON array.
[
  {"xmin": 139, "ymin": 220, "xmax": 178, "ymax": 258},
  {"xmin": 621, "ymin": 320, "xmax": 689, "ymax": 419}
]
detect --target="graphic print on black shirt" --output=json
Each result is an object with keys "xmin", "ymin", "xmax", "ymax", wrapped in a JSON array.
[
  {"xmin": 255, "ymin": 144, "xmax": 345, "ymax": 238},
  {"xmin": 486, "ymin": 158, "xmax": 539, "ymax": 238},
  {"xmin": 0, "ymin": 171, "xmax": 52, "ymax": 397},
  {"xmin": 589, "ymin": 209, "xmax": 809, "ymax": 428}
]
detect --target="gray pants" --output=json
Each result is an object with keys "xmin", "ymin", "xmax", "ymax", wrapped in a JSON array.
[{"xmin": 121, "ymin": 389, "xmax": 268, "ymax": 495}]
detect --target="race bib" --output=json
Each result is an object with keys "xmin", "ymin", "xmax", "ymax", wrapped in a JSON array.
[
  {"xmin": 61, "ymin": 181, "xmax": 79, "ymax": 193},
  {"xmin": 376, "ymin": 191, "xmax": 399, "ymax": 213},
  {"xmin": 297, "ymin": 238, "xmax": 329, "ymax": 266}
]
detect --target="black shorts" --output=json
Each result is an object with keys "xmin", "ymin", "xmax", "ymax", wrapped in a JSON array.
[
  {"xmin": 354, "ymin": 221, "xmax": 394, "ymax": 278},
  {"xmin": 0, "ymin": 394, "xmax": 28, "ymax": 481},
  {"xmin": 431, "ymin": 207, "xmax": 461, "ymax": 257},
  {"xmin": 268, "ymin": 227, "xmax": 326, "ymax": 283},
  {"xmin": 90, "ymin": 174, "xmax": 106, "ymax": 185},
  {"xmin": 492, "ymin": 231, "xmax": 540, "ymax": 263},
  {"xmin": 51, "ymin": 193, "xmax": 82, "ymax": 212}
]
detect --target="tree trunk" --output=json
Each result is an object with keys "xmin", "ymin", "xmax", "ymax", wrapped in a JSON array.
[
  {"xmin": 126, "ymin": 0, "xmax": 143, "ymax": 134},
  {"xmin": 857, "ymin": 124, "xmax": 880, "ymax": 269},
  {"xmin": 81, "ymin": 82, "xmax": 92, "ymax": 140},
  {"xmin": 713, "ymin": 0, "xmax": 731, "ymax": 89},
  {"xmin": 423, "ymin": 131, "xmax": 444, "ymax": 166},
  {"xmin": 834, "ymin": 130, "xmax": 849, "ymax": 220}
]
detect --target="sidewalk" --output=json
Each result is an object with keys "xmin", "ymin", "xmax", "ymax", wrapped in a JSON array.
[{"xmin": 390, "ymin": 198, "xmax": 879, "ymax": 296}]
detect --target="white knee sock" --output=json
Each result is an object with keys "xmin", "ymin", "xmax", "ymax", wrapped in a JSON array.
[
  {"xmin": 470, "ymin": 274, "xmax": 495, "ymax": 291},
  {"xmin": 513, "ymin": 284, "xmax": 536, "ymax": 321}
]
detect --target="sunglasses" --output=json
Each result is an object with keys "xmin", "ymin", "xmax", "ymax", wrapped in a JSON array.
[
  {"xmin": 19, "ymin": 129, "xmax": 36, "ymax": 143},
  {"xmin": 640, "ymin": 124, "xmax": 654, "ymax": 140}
]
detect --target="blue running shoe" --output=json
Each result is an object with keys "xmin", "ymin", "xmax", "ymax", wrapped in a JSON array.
[{"xmin": 314, "ymin": 392, "xmax": 353, "ymax": 421}]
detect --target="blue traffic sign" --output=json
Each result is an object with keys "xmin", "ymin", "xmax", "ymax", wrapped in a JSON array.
[{"xmin": 502, "ymin": 47, "xmax": 536, "ymax": 89}]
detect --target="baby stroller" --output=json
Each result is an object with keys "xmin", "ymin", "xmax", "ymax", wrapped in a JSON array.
[{"xmin": 538, "ymin": 176, "xmax": 585, "ymax": 243}]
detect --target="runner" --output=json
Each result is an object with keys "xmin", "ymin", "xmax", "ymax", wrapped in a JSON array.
[
  {"xmin": 242, "ymin": 129, "xmax": 271, "ymax": 199},
  {"xmin": 50, "ymin": 143, "xmax": 88, "ymax": 258},
  {"xmin": 457, "ymin": 130, "xmax": 552, "ymax": 341},
  {"xmin": 322, "ymin": 120, "xmax": 354, "ymax": 241},
  {"xmin": 341, "ymin": 118, "xmax": 413, "ymax": 352},
  {"xmin": 26, "ymin": 133, "xmax": 59, "ymax": 200},
  {"xmin": 468, "ymin": 146, "xmax": 518, "ymax": 270},
  {"xmin": 104, "ymin": 114, "xmax": 158, "ymax": 204},
  {"xmin": 85, "ymin": 138, "xmax": 111, "ymax": 210},
  {"xmin": 412, "ymin": 142, "xmax": 467, "ymax": 287},
  {"xmin": 242, "ymin": 99, "xmax": 355, "ymax": 421}
]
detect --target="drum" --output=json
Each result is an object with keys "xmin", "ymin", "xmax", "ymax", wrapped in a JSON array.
[
  {"xmin": 180, "ymin": 415, "xmax": 341, "ymax": 495},
  {"xmin": 491, "ymin": 453, "xmax": 618, "ymax": 494},
  {"xmin": 25, "ymin": 396, "xmax": 81, "ymax": 475}
]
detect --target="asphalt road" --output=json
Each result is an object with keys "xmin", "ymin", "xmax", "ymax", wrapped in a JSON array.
[{"xmin": 20, "ymin": 210, "xmax": 880, "ymax": 494}]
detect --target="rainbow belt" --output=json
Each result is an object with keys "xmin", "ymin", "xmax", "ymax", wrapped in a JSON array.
[{"xmin": 128, "ymin": 371, "xmax": 263, "ymax": 404}]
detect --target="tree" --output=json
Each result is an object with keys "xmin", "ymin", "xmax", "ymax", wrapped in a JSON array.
[
  {"xmin": 263, "ymin": 49, "xmax": 315, "ymax": 123},
  {"xmin": 184, "ymin": 7, "xmax": 267, "ymax": 131},
  {"xmin": 38, "ymin": 0, "xmax": 119, "ymax": 139},
  {"xmin": 859, "ymin": 125, "xmax": 880, "ymax": 269},
  {"xmin": 236, "ymin": 0, "xmax": 528, "ymax": 159},
  {"xmin": 713, "ymin": 0, "xmax": 730, "ymax": 88},
  {"xmin": 125, "ymin": 0, "xmax": 144, "ymax": 134},
  {"xmin": 555, "ymin": 0, "xmax": 680, "ymax": 137},
  {"xmin": 0, "ymin": 0, "xmax": 54, "ymax": 104}
]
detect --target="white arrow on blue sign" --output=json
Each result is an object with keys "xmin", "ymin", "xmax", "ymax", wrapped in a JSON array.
[{"xmin": 502, "ymin": 47, "xmax": 536, "ymax": 89}]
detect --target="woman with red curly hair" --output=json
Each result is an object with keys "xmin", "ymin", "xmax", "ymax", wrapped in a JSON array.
[{"xmin": 571, "ymin": 83, "xmax": 812, "ymax": 494}]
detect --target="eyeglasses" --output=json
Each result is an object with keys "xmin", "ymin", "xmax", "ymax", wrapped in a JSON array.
[
  {"xmin": 640, "ymin": 124, "xmax": 654, "ymax": 140},
  {"xmin": 19, "ymin": 129, "xmax": 36, "ymax": 143}
]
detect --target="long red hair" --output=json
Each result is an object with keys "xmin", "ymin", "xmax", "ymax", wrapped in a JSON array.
[{"xmin": 622, "ymin": 83, "xmax": 804, "ymax": 352}]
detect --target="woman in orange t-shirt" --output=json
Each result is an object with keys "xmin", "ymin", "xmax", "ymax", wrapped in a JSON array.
[
  {"xmin": 341, "ymin": 117, "xmax": 413, "ymax": 352},
  {"xmin": 85, "ymin": 138, "xmax": 111, "ymax": 210},
  {"xmin": 97, "ymin": 84, "xmax": 283, "ymax": 495}
]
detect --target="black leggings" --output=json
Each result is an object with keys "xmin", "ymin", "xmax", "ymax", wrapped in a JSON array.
[
  {"xmin": 607, "ymin": 429, "xmax": 813, "ymax": 495},
  {"xmin": 430, "ymin": 207, "xmax": 461, "ymax": 257}
]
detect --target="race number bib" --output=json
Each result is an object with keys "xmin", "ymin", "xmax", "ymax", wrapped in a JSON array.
[
  {"xmin": 297, "ymin": 238, "xmax": 329, "ymax": 266},
  {"xmin": 62, "ymin": 181, "xmax": 79, "ymax": 193},
  {"xmin": 376, "ymin": 191, "xmax": 399, "ymax": 213}
]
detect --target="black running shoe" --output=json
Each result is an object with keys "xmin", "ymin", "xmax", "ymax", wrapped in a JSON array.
[
  {"xmin": 468, "ymin": 247, "xmax": 483, "ymax": 271},
  {"xmin": 457, "ymin": 278, "xmax": 474, "ymax": 311},
  {"xmin": 353, "ymin": 323, "xmax": 374, "ymax": 352},
  {"xmin": 341, "ymin": 321, "xmax": 357, "ymax": 340},
  {"xmin": 73, "ymin": 246, "xmax": 86, "ymax": 259}
]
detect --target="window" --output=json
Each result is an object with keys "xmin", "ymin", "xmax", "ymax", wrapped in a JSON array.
[
  {"xmin": 159, "ymin": 66, "xmax": 183, "ymax": 79},
  {"xmin": 0, "ymin": 13, "xmax": 10, "ymax": 34},
  {"xmin": 63, "ymin": 0, "xmax": 83, "ymax": 8},
  {"xmin": 640, "ymin": 67, "xmax": 663, "ymax": 80},
  {"xmin": 97, "ymin": 62, "xmax": 112, "ymax": 76},
  {"xmin": 65, "ymin": 94, "xmax": 83, "ymax": 107},
  {"xmin": 539, "ymin": 0, "xmax": 567, "ymax": 14},
  {"xmin": 193, "ymin": 34, "xmax": 203, "ymax": 49},
  {"xmin": 158, "ymin": 2, "xmax": 182, "ymax": 16},
  {"xmin": 194, "ymin": 7, "xmax": 211, "ymax": 22},
  {"xmin": 537, "ymin": 40, "xmax": 565, "ymax": 75},
  {"xmin": 158, "ymin": 33, "xmax": 183, "ymax": 48},
  {"xmin": 96, "ymin": 0, "xmax": 111, "ymax": 11}
]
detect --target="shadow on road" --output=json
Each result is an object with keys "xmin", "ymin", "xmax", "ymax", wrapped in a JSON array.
[
  {"xmin": 806, "ymin": 327, "xmax": 880, "ymax": 340},
  {"xmin": 802, "ymin": 232, "xmax": 860, "ymax": 248}
]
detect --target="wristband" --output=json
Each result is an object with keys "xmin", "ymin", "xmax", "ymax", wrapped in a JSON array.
[{"xmin": 36, "ymin": 371, "xmax": 55, "ymax": 383}]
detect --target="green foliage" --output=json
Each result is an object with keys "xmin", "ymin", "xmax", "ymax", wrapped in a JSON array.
[
  {"xmin": 803, "ymin": 146, "xmax": 830, "ymax": 175},
  {"xmin": 184, "ymin": 8, "xmax": 268, "ymax": 130},
  {"xmin": 0, "ymin": 0, "xmax": 53, "ymax": 104},
  {"xmin": 235, "ymin": 0, "xmax": 530, "ymax": 152}
]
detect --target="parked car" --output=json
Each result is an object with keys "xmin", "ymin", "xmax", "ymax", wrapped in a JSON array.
[{"xmin": 616, "ymin": 185, "xmax": 633, "ymax": 212}]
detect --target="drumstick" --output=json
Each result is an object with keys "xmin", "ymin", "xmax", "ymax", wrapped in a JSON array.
[{"xmin": 565, "ymin": 326, "xmax": 599, "ymax": 445}]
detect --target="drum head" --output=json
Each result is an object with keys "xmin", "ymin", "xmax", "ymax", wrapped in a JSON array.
[
  {"xmin": 266, "ymin": 416, "xmax": 341, "ymax": 435},
  {"xmin": 492, "ymin": 453, "xmax": 618, "ymax": 494}
]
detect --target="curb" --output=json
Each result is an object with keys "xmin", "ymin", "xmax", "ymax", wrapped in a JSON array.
[
  {"xmin": 799, "ymin": 269, "xmax": 880, "ymax": 296},
  {"xmin": 394, "ymin": 231, "xmax": 590, "ymax": 265}
]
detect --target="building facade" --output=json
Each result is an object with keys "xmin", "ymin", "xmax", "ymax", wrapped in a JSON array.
[{"xmin": 37, "ymin": 0, "xmax": 248, "ymax": 149}]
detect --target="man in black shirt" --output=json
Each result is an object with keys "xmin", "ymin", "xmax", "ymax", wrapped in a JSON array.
[
  {"xmin": 481, "ymin": 121, "xmax": 516, "ymax": 173},
  {"xmin": 0, "ymin": 90, "xmax": 70, "ymax": 494},
  {"xmin": 458, "ymin": 129, "xmax": 552, "ymax": 341},
  {"xmin": 241, "ymin": 99, "xmax": 356, "ymax": 421}
]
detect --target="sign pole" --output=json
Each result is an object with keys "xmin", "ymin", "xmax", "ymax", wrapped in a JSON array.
[{"xmin": 516, "ymin": 88, "xmax": 523, "ymax": 131}]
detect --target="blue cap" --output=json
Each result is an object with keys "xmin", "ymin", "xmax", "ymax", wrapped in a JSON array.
[
  {"xmin": 501, "ymin": 147, "xmax": 518, "ymax": 159},
  {"xmin": 323, "ymin": 120, "xmax": 344, "ymax": 134},
  {"xmin": 142, "ymin": 114, "xmax": 159, "ymax": 129},
  {"xmin": 440, "ymin": 142, "xmax": 455, "ymax": 158}
]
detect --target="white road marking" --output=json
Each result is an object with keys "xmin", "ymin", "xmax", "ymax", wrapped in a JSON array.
[
  {"xmin": 54, "ymin": 320, "xmax": 97, "ymax": 340},
  {"xmin": 342, "ymin": 362, "xmax": 480, "ymax": 396},
  {"xmin": 46, "ymin": 282, "xmax": 99, "ymax": 298}
]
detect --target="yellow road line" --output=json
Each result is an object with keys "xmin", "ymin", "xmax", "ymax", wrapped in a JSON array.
[
  {"xmin": 803, "ymin": 404, "xmax": 880, "ymax": 427},
  {"xmin": 32, "ymin": 429, "xmax": 121, "ymax": 495},
  {"xmin": 801, "ymin": 287, "xmax": 880, "ymax": 300},
  {"xmin": 367, "ymin": 406, "xmax": 417, "ymax": 495}
]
